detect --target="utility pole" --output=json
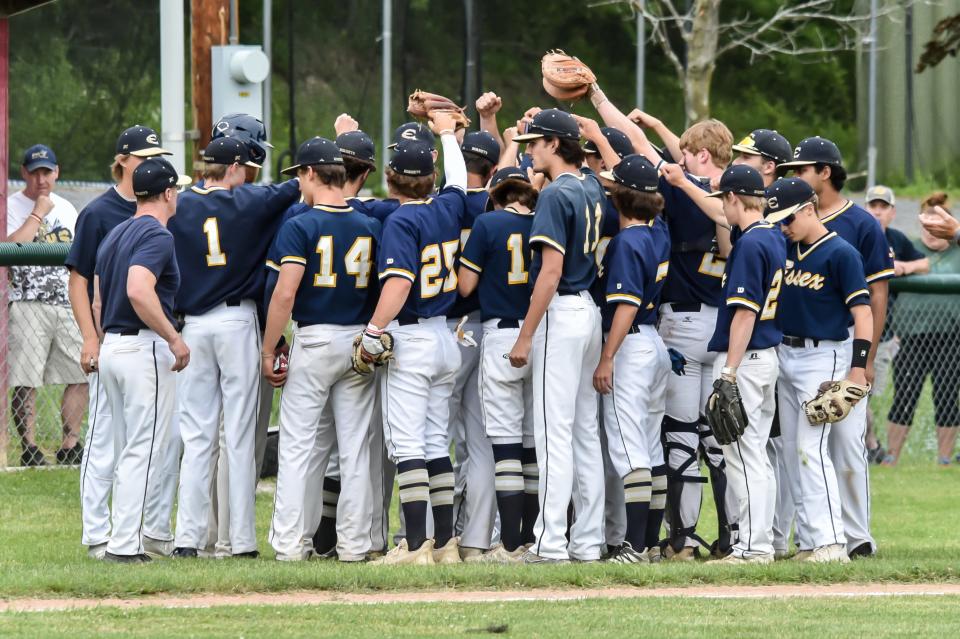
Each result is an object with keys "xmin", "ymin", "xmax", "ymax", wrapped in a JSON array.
[
  {"xmin": 161, "ymin": 0, "xmax": 186, "ymax": 174},
  {"xmin": 381, "ymin": 0, "xmax": 392, "ymax": 192},
  {"xmin": 866, "ymin": 0, "xmax": 878, "ymax": 190},
  {"xmin": 636, "ymin": 0, "xmax": 645, "ymax": 110},
  {"xmin": 263, "ymin": 0, "xmax": 273, "ymax": 183},
  {"xmin": 191, "ymin": 0, "xmax": 230, "ymax": 174}
]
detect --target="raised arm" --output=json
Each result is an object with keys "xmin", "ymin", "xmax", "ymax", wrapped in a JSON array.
[
  {"xmin": 628, "ymin": 109, "xmax": 682, "ymax": 164},
  {"xmin": 476, "ymin": 92, "xmax": 505, "ymax": 152}
]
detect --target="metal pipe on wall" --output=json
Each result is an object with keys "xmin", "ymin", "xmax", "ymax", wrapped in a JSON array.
[{"xmin": 160, "ymin": 0, "xmax": 186, "ymax": 174}]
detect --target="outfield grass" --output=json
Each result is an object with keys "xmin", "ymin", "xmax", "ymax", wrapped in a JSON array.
[{"xmin": 2, "ymin": 596, "xmax": 959, "ymax": 638}]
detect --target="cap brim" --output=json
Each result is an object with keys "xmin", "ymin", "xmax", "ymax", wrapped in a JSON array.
[
  {"xmin": 766, "ymin": 201, "xmax": 807, "ymax": 223},
  {"xmin": 704, "ymin": 190, "xmax": 725, "ymax": 198},
  {"xmin": 245, "ymin": 161, "xmax": 262, "ymax": 169},
  {"xmin": 23, "ymin": 161, "xmax": 58, "ymax": 172},
  {"xmin": 130, "ymin": 147, "xmax": 173, "ymax": 158},
  {"xmin": 280, "ymin": 164, "xmax": 301, "ymax": 176},
  {"xmin": 778, "ymin": 160, "xmax": 816, "ymax": 168},
  {"xmin": 512, "ymin": 133, "xmax": 545, "ymax": 142},
  {"xmin": 387, "ymin": 142, "xmax": 398, "ymax": 150},
  {"xmin": 582, "ymin": 147, "xmax": 598, "ymax": 155},
  {"xmin": 176, "ymin": 175, "xmax": 193, "ymax": 187},
  {"xmin": 732, "ymin": 144, "xmax": 761, "ymax": 156},
  {"xmin": 597, "ymin": 170, "xmax": 616, "ymax": 181}
]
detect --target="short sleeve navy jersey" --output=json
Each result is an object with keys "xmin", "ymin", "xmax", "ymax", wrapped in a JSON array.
[
  {"xmin": 377, "ymin": 186, "xmax": 467, "ymax": 320},
  {"xmin": 658, "ymin": 174, "xmax": 725, "ymax": 307},
  {"xmin": 95, "ymin": 215, "xmax": 180, "ymax": 334},
  {"xmin": 169, "ymin": 181, "xmax": 300, "ymax": 315},
  {"xmin": 450, "ymin": 188, "xmax": 491, "ymax": 318},
  {"xmin": 600, "ymin": 221, "xmax": 670, "ymax": 331},
  {"xmin": 708, "ymin": 221, "xmax": 787, "ymax": 352},
  {"xmin": 529, "ymin": 172, "xmax": 605, "ymax": 293},
  {"xmin": 272, "ymin": 205, "xmax": 382, "ymax": 326},
  {"xmin": 459, "ymin": 206, "xmax": 533, "ymax": 322},
  {"xmin": 821, "ymin": 201, "xmax": 895, "ymax": 284},
  {"xmin": 779, "ymin": 232, "xmax": 870, "ymax": 341},
  {"xmin": 65, "ymin": 187, "xmax": 136, "ymax": 299},
  {"xmin": 347, "ymin": 196, "xmax": 401, "ymax": 223}
]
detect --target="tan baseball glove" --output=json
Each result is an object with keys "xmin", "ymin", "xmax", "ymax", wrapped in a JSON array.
[
  {"xmin": 541, "ymin": 50, "xmax": 596, "ymax": 102},
  {"xmin": 406, "ymin": 90, "xmax": 471, "ymax": 130},
  {"xmin": 351, "ymin": 331, "xmax": 395, "ymax": 376},
  {"xmin": 803, "ymin": 379, "xmax": 871, "ymax": 425}
]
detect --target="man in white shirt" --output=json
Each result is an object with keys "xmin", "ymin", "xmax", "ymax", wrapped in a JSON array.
[{"xmin": 6, "ymin": 144, "xmax": 87, "ymax": 467}]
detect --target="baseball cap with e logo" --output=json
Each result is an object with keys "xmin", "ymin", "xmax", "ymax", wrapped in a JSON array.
[{"xmin": 116, "ymin": 125, "xmax": 172, "ymax": 158}]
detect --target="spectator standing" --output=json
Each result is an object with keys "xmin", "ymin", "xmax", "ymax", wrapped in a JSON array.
[
  {"xmin": 5, "ymin": 145, "xmax": 87, "ymax": 467},
  {"xmin": 886, "ymin": 193, "xmax": 960, "ymax": 465}
]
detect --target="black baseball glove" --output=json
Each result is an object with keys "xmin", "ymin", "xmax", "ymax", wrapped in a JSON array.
[{"xmin": 705, "ymin": 377, "xmax": 748, "ymax": 445}]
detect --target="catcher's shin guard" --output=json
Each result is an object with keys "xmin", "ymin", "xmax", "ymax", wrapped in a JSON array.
[{"xmin": 662, "ymin": 416, "xmax": 708, "ymax": 552}]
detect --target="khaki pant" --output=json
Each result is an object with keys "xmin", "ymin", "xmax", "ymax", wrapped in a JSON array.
[{"xmin": 8, "ymin": 301, "xmax": 86, "ymax": 387}]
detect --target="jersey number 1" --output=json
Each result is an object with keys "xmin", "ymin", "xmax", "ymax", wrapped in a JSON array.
[
  {"xmin": 583, "ymin": 203, "xmax": 603, "ymax": 254},
  {"xmin": 203, "ymin": 218, "xmax": 227, "ymax": 267}
]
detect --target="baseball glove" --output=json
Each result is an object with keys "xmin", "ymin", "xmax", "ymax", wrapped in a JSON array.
[
  {"xmin": 541, "ymin": 49, "xmax": 596, "ymax": 102},
  {"xmin": 351, "ymin": 331, "xmax": 395, "ymax": 376},
  {"xmin": 406, "ymin": 90, "xmax": 471, "ymax": 130},
  {"xmin": 705, "ymin": 378, "xmax": 748, "ymax": 446},
  {"xmin": 804, "ymin": 379, "xmax": 871, "ymax": 425}
]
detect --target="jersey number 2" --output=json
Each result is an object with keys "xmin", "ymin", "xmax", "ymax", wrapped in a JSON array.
[
  {"xmin": 203, "ymin": 218, "xmax": 227, "ymax": 267},
  {"xmin": 313, "ymin": 236, "xmax": 373, "ymax": 288},
  {"xmin": 761, "ymin": 269, "xmax": 783, "ymax": 320},
  {"xmin": 421, "ymin": 240, "xmax": 459, "ymax": 298}
]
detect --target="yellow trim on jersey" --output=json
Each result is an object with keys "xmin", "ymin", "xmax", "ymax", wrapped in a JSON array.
[
  {"xmin": 845, "ymin": 288, "xmax": 869, "ymax": 304},
  {"xmin": 606, "ymin": 293, "xmax": 643, "ymax": 306},
  {"xmin": 265, "ymin": 259, "xmax": 280, "ymax": 271},
  {"xmin": 818, "ymin": 199, "xmax": 854, "ymax": 224},
  {"xmin": 313, "ymin": 204, "xmax": 354, "ymax": 213},
  {"xmin": 530, "ymin": 235, "xmax": 566, "ymax": 254},
  {"xmin": 467, "ymin": 187, "xmax": 487, "ymax": 193},
  {"xmin": 280, "ymin": 255, "xmax": 307, "ymax": 265},
  {"xmin": 727, "ymin": 297, "xmax": 761, "ymax": 312},
  {"xmin": 743, "ymin": 221, "xmax": 775, "ymax": 234},
  {"xmin": 379, "ymin": 267, "xmax": 416, "ymax": 281},
  {"xmin": 865, "ymin": 268, "xmax": 895, "ymax": 283},
  {"xmin": 796, "ymin": 232, "xmax": 837, "ymax": 261},
  {"xmin": 400, "ymin": 197, "xmax": 434, "ymax": 206},
  {"xmin": 190, "ymin": 185, "xmax": 228, "ymax": 195},
  {"xmin": 460, "ymin": 256, "xmax": 483, "ymax": 273}
]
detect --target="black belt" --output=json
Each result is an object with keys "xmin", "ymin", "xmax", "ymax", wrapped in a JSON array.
[
  {"xmin": 398, "ymin": 317, "xmax": 421, "ymax": 326},
  {"xmin": 118, "ymin": 329, "xmax": 141, "ymax": 336},
  {"xmin": 497, "ymin": 319, "xmax": 520, "ymax": 329},
  {"xmin": 667, "ymin": 302, "xmax": 701, "ymax": 313},
  {"xmin": 557, "ymin": 290, "xmax": 582, "ymax": 296},
  {"xmin": 782, "ymin": 335, "xmax": 820, "ymax": 348},
  {"xmin": 225, "ymin": 298, "xmax": 243, "ymax": 307},
  {"xmin": 627, "ymin": 324, "xmax": 644, "ymax": 334}
]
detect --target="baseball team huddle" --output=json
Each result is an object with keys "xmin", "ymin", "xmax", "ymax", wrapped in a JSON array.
[{"xmin": 68, "ymin": 54, "xmax": 893, "ymax": 567}]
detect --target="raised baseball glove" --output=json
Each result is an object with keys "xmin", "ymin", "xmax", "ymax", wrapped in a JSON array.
[
  {"xmin": 351, "ymin": 331, "xmax": 395, "ymax": 376},
  {"xmin": 541, "ymin": 49, "xmax": 596, "ymax": 102},
  {"xmin": 804, "ymin": 379, "xmax": 871, "ymax": 425},
  {"xmin": 406, "ymin": 90, "xmax": 471, "ymax": 130},
  {"xmin": 705, "ymin": 377, "xmax": 748, "ymax": 446}
]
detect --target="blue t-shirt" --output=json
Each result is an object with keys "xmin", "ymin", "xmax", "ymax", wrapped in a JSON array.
[
  {"xmin": 881, "ymin": 227, "xmax": 925, "ymax": 340},
  {"xmin": 529, "ymin": 172, "xmax": 606, "ymax": 294},
  {"xmin": 348, "ymin": 196, "xmax": 401, "ymax": 223},
  {"xmin": 821, "ymin": 201, "xmax": 895, "ymax": 284},
  {"xmin": 460, "ymin": 206, "xmax": 534, "ymax": 322},
  {"xmin": 95, "ymin": 215, "xmax": 180, "ymax": 334},
  {"xmin": 659, "ymin": 174, "xmax": 725, "ymax": 307},
  {"xmin": 272, "ymin": 205, "xmax": 382, "ymax": 326},
  {"xmin": 169, "ymin": 181, "xmax": 299, "ymax": 315},
  {"xmin": 377, "ymin": 186, "xmax": 467, "ymax": 320},
  {"xmin": 708, "ymin": 221, "xmax": 787, "ymax": 352},
  {"xmin": 65, "ymin": 187, "xmax": 137, "ymax": 299},
  {"xmin": 779, "ymin": 232, "xmax": 870, "ymax": 341},
  {"xmin": 601, "ymin": 220, "xmax": 670, "ymax": 331}
]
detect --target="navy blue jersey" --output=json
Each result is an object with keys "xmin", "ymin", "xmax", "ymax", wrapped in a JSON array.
[
  {"xmin": 779, "ymin": 232, "xmax": 870, "ymax": 341},
  {"xmin": 821, "ymin": 201, "xmax": 895, "ymax": 284},
  {"xmin": 450, "ymin": 188, "xmax": 490, "ymax": 318},
  {"xmin": 659, "ymin": 174, "xmax": 725, "ymax": 307},
  {"xmin": 601, "ymin": 221, "xmax": 670, "ymax": 331},
  {"xmin": 348, "ymin": 196, "xmax": 401, "ymax": 223},
  {"xmin": 95, "ymin": 215, "xmax": 180, "ymax": 334},
  {"xmin": 272, "ymin": 205, "xmax": 382, "ymax": 326},
  {"xmin": 460, "ymin": 206, "xmax": 534, "ymax": 321},
  {"xmin": 529, "ymin": 172, "xmax": 606, "ymax": 293},
  {"xmin": 169, "ymin": 181, "xmax": 300, "ymax": 315},
  {"xmin": 377, "ymin": 186, "xmax": 467, "ymax": 320},
  {"xmin": 708, "ymin": 221, "xmax": 787, "ymax": 352},
  {"xmin": 65, "ymin": 187, "xmax": 136, "ymax": 299}
]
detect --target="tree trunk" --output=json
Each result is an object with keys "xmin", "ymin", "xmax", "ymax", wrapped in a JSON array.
[{"xmin": 683, "ymin": 0, "xmax": 721, "ymax": 123}]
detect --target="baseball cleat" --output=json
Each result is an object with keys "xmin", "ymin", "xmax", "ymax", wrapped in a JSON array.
[
  {"xmin": 520, "ymin": 549, "xmax": 569, "ymax": 565},
  {"xmin": 667, "ymin": 546, "xmax": 697, "ymax": 562},
  {"xmin": 433, "ymin": 537, "xmax": 462, "ymax": 564},
  {"xmin": 646, "ymin": 546, "xmax": 663, "ymax": 563},
  {"xmin": 467, "ymin": 544, "xmax": 524, "ymax": 564},
  {"xmin": 459, "ymin": 546, "xmax": 486, "ymax": 562},
  {"xmin": 232, "ymin": 550, "xmax": 260, "ymax": 559},
  {"xmin": 143, "ymin": 537, "xmax": 173, "ymax": 558},
  {"xmin": 87, "ymin": 542, "xmax": 108, "ymax": 560},
  {"xmin": 171, "ymin": 547, "xmax": 199, "ymax": 559},
  {"xmin": 848, "ymin": 542, "xmax": 875, "ymax": 559},
  {"xmin": 774, "ymin": 548, "xmax": 790, "ymax": 560},
  {"xmin": 370, "ymin": 539, "xmax": 436, "ymax": 566},
  {"xmin": 790, "ymin": 550, "xmax": 813, "ymax": 561},
  {"xmin": 104, "ymin": 551, "xmax": 152, "ymax": 564},
  {"xmin": 604, "ymin": 542, "xmax": 649, "ymax": 564},
  {"xmin": 709, "ymin": 553, "xmax": 773, "ymax": 565},
  {"xmin": 366, "ymin": 548, "xmax": 387, "ymax": 561},
  {"xmin": 806, "ymin": 544, "xmax": 850, "ymax": 564}
]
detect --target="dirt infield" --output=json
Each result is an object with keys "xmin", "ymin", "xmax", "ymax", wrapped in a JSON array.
[{"xmin": 3, "ymin": 583, "xmax": 960, "ymax": 613}]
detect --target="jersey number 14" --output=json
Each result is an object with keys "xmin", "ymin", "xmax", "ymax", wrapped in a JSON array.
[{"xmin": 313, "ymin": 236, "xmax": 373, "ymax": 288}]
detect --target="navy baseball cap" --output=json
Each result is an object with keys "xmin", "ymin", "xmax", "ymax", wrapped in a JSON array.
[
  {"xmin": 706, "ymin": 164, "xmax": 766, "ymax": 198},
  {"xmin": 388, "ymin": 140, "xmax": 434, "ymax": 177},
  {"xmin": 337, "ymin": 131, "xmax": 376, "ymax": 166},
  {"xmin": 132, "ymin": 157, "xmax": 191, "ymax": 197},
  {"xmin": 21, "ymin": 144, "xmax": 58, "ymax": 172},
  {"xmin": 583, "ymin": 127, "xmax": 633, "ymax": 160},
  {"xmin": 461, "ymin": 131, "xmax": 501, "ymax": 163},
  {"xmin": 116, "ymin": 125, "xmax": 171, "ymax": 158},
  {"xmin": 281, "ymin": 137, "xmax": 344, "ymax": 176},
  {"xmin": 779, "ymin": 136, "xmax": 843, "ymax": 169},
  {"xmin": 202, "ymin": 137, "xmax": 259, "ymax": 168},
  {"xmin": 764, "ymin": 177, "xmax": 816, "ymax": 223},
  {"xmin": 486, "ymin": 167, "xmax": 532, "ymax": 211},
  {"xmin": 599, "ymin": 154, "xmax": 659, "ymax": 193},
  {"xmin": 388, "ymin": 122, "xmax": 436, "ymax": 149},
  {"xmin": 732, "ymin": 129, "xmax": 792, "ymax": 165},
  {"xmin": 514, "ymin": 109, "xmax": 580, "ymax": 142}
]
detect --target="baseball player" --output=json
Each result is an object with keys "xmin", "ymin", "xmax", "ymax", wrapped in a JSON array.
[
  {"xmin": 92, "ymin": 157, "xmax": 191, "ymax": 563},
  {"xmin": 781, "ymin": 137, "xmax": 893, "ymax": 557},
  {"xmin": 167, "ymin": 137, "xmax": 300, "ymax": 559},
  {"xmin": 457, "ymin": 167, "xmax": 538, "ymax": 562},
  {"xmin": 731, "ymin": 130, "xmax": 792, "ymax": 185},
  {"xmin": 591, "ymin": 155, "xmax": 671, "ymax": 563},
  {"xmin": 65, "ymin": 125, "xmax": 174, "ymax": 559},
  {"xmin": 360, "ymin": 111, "xmax": 468, "ymax": 565},
  {"xmin": 508, "ymin": 108, "xmax": 606, "ymax": 564},
  {"xmin": 262, "ymin": 137, "xmax": 381, "ymax": 562},
  {"xmin": 590, "ymin": 87, "xmax": 737, "ymax": 559},
  {"xmin": 765, "ymin": 177, "xmax": 873, "ymax": 563},
  {"xmin": 704, "ymin": 165, "xmax": 786, "ymax": 564}
]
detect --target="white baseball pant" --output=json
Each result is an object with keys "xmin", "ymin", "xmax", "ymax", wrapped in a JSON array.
[
  {"xmin": 142, "ymin": 404, "xmax": 181, "ymax": 546},
  {"xmin": 479, "ymin": 320, "xmax": 534, "ymax": 446},
  {"xmin": 767, "ymin": 432, "xmax": 796, "ymax": 554},
  {"xmin": 80, "ymin": 372, "xmax": 113, "ymax": 546}
]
